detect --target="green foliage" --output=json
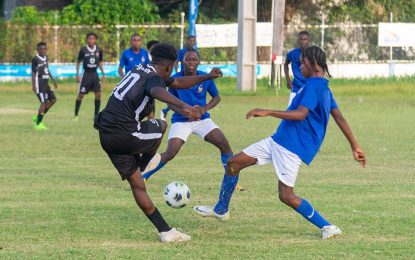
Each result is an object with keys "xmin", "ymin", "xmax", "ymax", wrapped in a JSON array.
[
  {"xmin": 323, "ymin": 0, "xmax": 415, "ymax": 23},
  {"xmin": 60, "ymin": 0, "xmax": 159, "ymax": 25}
]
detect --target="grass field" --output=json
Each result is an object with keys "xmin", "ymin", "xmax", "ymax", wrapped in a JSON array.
[{"xmin": 1, "ymin": 77, "xmax": 414, "ymax": 259}]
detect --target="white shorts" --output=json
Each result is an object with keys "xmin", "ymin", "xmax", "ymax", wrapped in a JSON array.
[
  {"xmin": 168, "ymin": 118, "xmax": 219, "ymax": 142},
  {"xmin": 288, "ymin": 92, "xmax": 297, "ymax": 107},
  {"xmin": 242, "ymin": 137, "xmax": 302, "ymax": 187}
]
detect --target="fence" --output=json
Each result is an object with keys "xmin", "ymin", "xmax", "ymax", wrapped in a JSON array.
[
  {"xmin": 1, "ymin": 20, "xmax": 415, "ymax": 64},
  {"xmin": 0, "ymin": 13, "xmax": 186, "ymax": 63}
]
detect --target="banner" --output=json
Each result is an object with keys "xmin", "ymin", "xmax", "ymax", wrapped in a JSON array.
[
  {"xmin": 196, "ymin": 23, "xmax": 273, "ymax": 47},
  {"xmin": 0, "ymin": 63, "xmax": 261, "ymax": 80},
  {"xmin": 378, "ymin": 22, "xmax": 415, "ymax": 47},
  {"xmin": 189, "ymin": 0, "xmax": 198, "ymax": 37}
]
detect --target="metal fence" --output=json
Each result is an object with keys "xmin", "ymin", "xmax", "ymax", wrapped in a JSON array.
[
  {"xmin": 0, "ymin": 14, "xmax": 185, "ymax": 63},
  {"xmin": 1, "ymin": 20, "xmax": 414, "ymax": 63}
]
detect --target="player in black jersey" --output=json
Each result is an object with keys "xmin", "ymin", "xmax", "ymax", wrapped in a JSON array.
[
  {"xmin": 31, "ymin": 42, "xmax": 58, "ymax": 130},
  {"xmin": 94, "ymin": 43, "xmax": 223, "ymax": 242},
  {"xmin": 74, "ymin": 32, "xmax": 106, "ymax": 121}
]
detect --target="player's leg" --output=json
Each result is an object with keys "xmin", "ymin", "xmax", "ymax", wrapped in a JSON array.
[
  {"xmin": 127, "ymin": 169, "xmax": 190, "ymax": 242},
  {"xmin": 44, "ymin": 89, "xmax": 57, "ymax": 114},
  {"xmin": 271, "ymin": 141, "xmax": 341, "ymax": 238},
  {"xmin": 194, "ymin": 137, "xmax": 272, "ymax": 219},
  {"xmin": 203, "ymin": 126, "xmax": 245, "ymax": 191},
  {"xmin": 142, "ymin": 122, "xmax": 192, "ymax": 181},
  {"xmin": 74, "ymin": 93, "xmax": 85, "ymax": 119},
  {"xmin": 34, "ymin": 93, "xmax": 48, "ymax": 129},
  {"xmin": 193, "ymin": 151, "xmax": 256, "ymax": 219},
  {"xmin": 94, "ymin": 91, "xmax": 101, "ymax": 117},
  {"xmin": 74, "ymin": 75, "xmax": 87, "ymax": 119},
  {"xmin": 278, "ymin": 181, "xmax": 341, "ymax": 238},
  {"xmin": 138, "ymin": 120, "xmax": 168, "ymax": 173},
  {"xmin": 93, "ymin": 75, "xmax": 101, "ymax": 117}
]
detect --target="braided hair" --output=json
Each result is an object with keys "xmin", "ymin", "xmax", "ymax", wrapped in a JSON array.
[{"xmin": 302, "ymin": 46, "xmax": 332, "ymax": 78}]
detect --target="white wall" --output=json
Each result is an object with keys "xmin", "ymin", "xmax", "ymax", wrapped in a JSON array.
[{"xmin": 259, "ymin": 62, "xmax": 415, "ymax": 79}]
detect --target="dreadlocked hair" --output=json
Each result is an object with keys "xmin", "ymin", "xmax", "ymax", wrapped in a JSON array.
[{"xmin": 302, "ymin": 46, "xmax": 332, "ymax": 78}]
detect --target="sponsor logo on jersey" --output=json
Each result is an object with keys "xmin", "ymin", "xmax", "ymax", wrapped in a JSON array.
[
  {"xmin": 141, "ymin": 56, "xmax": 145, "ymax": 63},
  {"xmin": 197, "ymin": 85, "xmax": 203, "ymax": 93}
]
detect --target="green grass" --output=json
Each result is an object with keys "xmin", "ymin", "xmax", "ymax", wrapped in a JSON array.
[{"xmin": 1, "ymin": 78, "xmax": 414, "ymax": 259}]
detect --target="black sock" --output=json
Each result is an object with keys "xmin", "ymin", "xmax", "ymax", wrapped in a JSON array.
[
  {"xmin": 75, "ymin": 100, "xmax": 82, "ymax": 116},
  {"xmin": 146, "ymin": 208, "xmax": 171, "ymax": 233},
  {"xmin": 36, "ymin": 113, "xmax": 44, "ymax": 125},
  {"xmin": 94, "ymin": 99, "xmax": 101, "ymax": 116}
]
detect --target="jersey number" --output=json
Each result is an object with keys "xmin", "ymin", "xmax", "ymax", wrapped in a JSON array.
[{"xmin": 113, "ymin": 72, "xmax": 140, "ymax": 100}]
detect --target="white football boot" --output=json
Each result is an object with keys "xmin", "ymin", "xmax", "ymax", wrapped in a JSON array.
[
  {"xmin": 192, "ymin": 205, "xmax": 230, "ymax": 221},
  {"xmin": 159, "ymin": 228, "xmax": 191, "ymax": 243},
  {"xmin": 321, "ymin": 225, "xmax": 342, "ymax": 239},
  {"xmin": 141, "ymin": 153, "xmax": 161, "ymax": 176}
]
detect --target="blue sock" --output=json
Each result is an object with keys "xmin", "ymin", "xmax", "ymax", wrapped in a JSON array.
[
  {"xmin": 214, "ymin": 153, "xmax": 238, "ymax": 215},
  {"xmin": 220, "ymin": 153, "xmax": 232, "ymax": 170},
  {"xmin": 162, "ymin": 107, "xmax": 170, "ymax": 114},
  {"xmin": 295, "ymin": 199, "xmax": 330, "ymax": 229},
  {"xmin": 142, "ymin": 161, "xmax": 165, "ymax": 180}
]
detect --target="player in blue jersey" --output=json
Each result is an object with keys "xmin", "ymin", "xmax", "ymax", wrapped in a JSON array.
[
  {"xmin": 161, "ymin": 35, "xmax": 198, "ymax": 120},
  {"xmin": 194, "ymin": 46, "xmax": 366, "ymax": 239},
  {"xmin": 141, "ymin": 49, "xmax": 244, "ymax": 191},
  {"xmin": 284, "ymin": 31, "xmax": 310, "ymax": 106},
  {"xmin": 118, "ymin": 33, "xmax": 150, "ymax": 78}
]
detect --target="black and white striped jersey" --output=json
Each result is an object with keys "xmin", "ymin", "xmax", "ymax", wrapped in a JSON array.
[{"xmin": 94, "ymin": 64, "xmax": 173, "ymax": 134}]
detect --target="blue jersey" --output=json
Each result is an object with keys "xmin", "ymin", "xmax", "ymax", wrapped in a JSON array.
[
  {"xmin": 286, "ymin": 48, "xmax": 307, "ymax": 93},
  {"xmin": 177, "ymin": 47, "xmax": 198, "ymax": 72},
  {"xmin": 119, "ymin": 48, "xmax": 150, "ymax": 74},
  {"xmin": 170, "ymin": 70, "xmax": 219, "ymax": 123},
  {"xmin": 272, "ymin": 77, "xmax": 338, "ymax": 165}
]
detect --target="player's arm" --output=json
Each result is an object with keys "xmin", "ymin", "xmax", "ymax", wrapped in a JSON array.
[
  {"xmin": 118, "ymin": 67, "xmax": 124, "ymax": 78},
  {"xmin": 98, "ymin": 61, "xmax": 106, "ymax": 82},
  {"xmin": 331, "ymin": 108, "xmax": 366, "ymax": 167},
  {"xmin": 76, "ymin": 49, "xmax": 82, "ymax": 83},
  {"xmin": 48, "ymin": 71, "xmax": 58, "ymax": 89},
  {"xmin": 197, "ymin": 83, "xmax": 221, "ymax": 114},
  {"xmin": 75, "ymin": 61, "xmax": 81, "ymax": 83},
  {"xmin": 170, "ymin": 68, "xmax": 223, "ymax": 89},
  {"xmin": 31, "ymin": 59, "xmax": 37, "ymax": 92},
  {"xmin": 284, "ymin": 58, "xmax": 292, "ymax": 90},
  {"xmin": 149, "ymin": 87, "xmax": 200, "ymax": 120},
  {"xmin": 98, "ymin": 50, "xmax": 106, "ymax": 82},
  {"xmin": 246, "ymin": 106, "xmax": 310, "ymax": 121},
  {"xmin": 118, "ymin": 52, "xmax": 125, "ymax": 78}
]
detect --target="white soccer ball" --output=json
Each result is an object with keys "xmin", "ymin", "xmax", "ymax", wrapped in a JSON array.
[{"xmin": 163, "ymin": 182, "xmax": 191, "ymax": 209}]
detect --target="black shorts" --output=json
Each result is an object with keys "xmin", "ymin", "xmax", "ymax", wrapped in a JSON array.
[
  {"xmin": 79, "ymin": 72, "xmax": 100, "ymax": 94},
  {"xmin": 36, "ymin": 89, "xmax": 56, "ymax": 104},
  {"xmin": 99, "ymin": 119, "xmax": 164, "ymax": 180}
]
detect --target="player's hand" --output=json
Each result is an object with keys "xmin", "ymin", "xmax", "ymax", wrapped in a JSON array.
[
  {"xmin": 101, "ymin": 75, "xmax": 106, "ymax": 83},
  {"xmin": 208, "ymin": 68, "xmax": 223, "ymax": 80},
  {"xmin": 286, "ymin": 80, "xmax": 292, "ymax": 90},
  {"xmin": 353, "ymin": 147, "xmax": 366, "ymax": 167},
  {"xmin": 246, "ymin": 108, "xmax": 269, "ymax": 119},
  {"xmin": 53, "ymin": 79, "xmax": 58, "ymax": 89},
  {"xmin": 76, "ymin": 75, "xmax": 81, "ymax": 83},
  {"xmin": 194, "ymin": 105, "xmax": 207, "ymax": 115}
]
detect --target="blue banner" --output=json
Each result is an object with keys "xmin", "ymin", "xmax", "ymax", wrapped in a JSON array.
[
  {"xmin": 0, "ymin": 63, "xmax": 261, "ymax": 80},
  {"xmin": 189, "ymin": 0, "xmax": 198, "ymax": 37}
]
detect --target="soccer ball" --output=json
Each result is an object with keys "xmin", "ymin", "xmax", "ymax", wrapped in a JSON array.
[{"xmin": 163, "ymin": 182, "xmax": 191, "ymax": 208}]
